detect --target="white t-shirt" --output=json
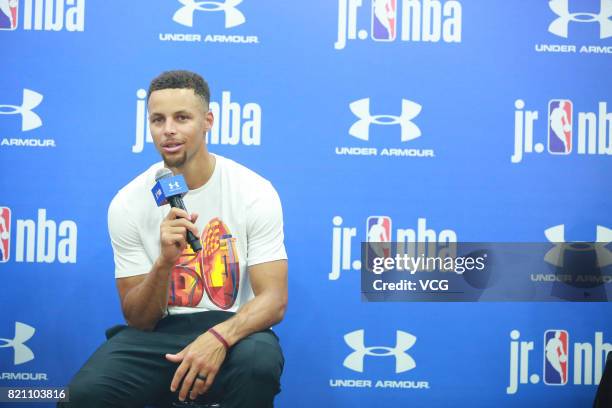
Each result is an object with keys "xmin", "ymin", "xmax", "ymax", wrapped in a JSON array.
[{"xmin": 107, "ymin": 154, "xmax": 287, "ymax": 314}]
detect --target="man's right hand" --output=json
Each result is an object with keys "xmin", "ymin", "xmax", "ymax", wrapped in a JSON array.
[{"xmin": 158, "ymin": 208, "xmax": 199, "ymax": 268}]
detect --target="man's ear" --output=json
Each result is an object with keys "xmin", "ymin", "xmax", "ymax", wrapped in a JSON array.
[{"xmin": 205, "ymin": 110, "xmax": 214, "ymax": 131}]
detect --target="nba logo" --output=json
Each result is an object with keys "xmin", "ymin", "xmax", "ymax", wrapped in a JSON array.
[
  {"xmin": 372, "ymin": 0, "xmax": 397, "ymax": 41},
  {"xmin": 543, "ymin": 330, "xmax": 569, "ymax": 385},
  {"xmin": 366, "ymin": 216, "xmax": 392, "ymax": 244},
  {"xmin": 0, "ymin": 207, "xmax": 11, "ymax": 263},
  {"xmin": 0, "ymin": 0, "xmax": 18, "ymax": 30},
  {"xmin": 548, "ymin": 100, "xmax": 573, "ymax": 154},
  {"xmin": 366, "ymin": 216, "xmax": 392, "ymax": 269}
]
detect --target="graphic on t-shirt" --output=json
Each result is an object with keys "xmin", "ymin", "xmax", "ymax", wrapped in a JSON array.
[
  {"xmin": 167, "ymin": 217, "xmax": 240, "ymax": 309},
  {"xmin": 201, "ymin": 218, "xmax": 240, "ymax": 310},
  {"xmin": 168, "ymin": 241, "xmax": 204, "ymax": 307}
]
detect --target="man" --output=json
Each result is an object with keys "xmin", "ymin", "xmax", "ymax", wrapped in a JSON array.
[
  {"xmin": 594, "ymin": 353, "xmax": 612, "ymax": 407},
  {"xmin": 61, "ymin": 70, "xmax": 288, "ymax": 407}
]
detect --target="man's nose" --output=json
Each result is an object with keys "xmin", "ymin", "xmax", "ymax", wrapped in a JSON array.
[{"xmin": 163, "ymin": 119, "xmax": 177, "ymax": 135}]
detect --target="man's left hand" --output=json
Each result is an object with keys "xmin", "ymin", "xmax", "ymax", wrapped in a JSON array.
[{"xmin": 166, "ymin": 331, "xmax": 227, "ymax": 401}]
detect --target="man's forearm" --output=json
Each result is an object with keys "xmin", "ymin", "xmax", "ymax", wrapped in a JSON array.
[
  {"xmin": 121, "ymin": 259, "xmax": 172, "ymax": 331},
  {"xmin": 213, "ymin": 290, "xmax": 287, "ymax": 347}
]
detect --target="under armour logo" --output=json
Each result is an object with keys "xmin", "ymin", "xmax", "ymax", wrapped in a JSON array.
[
  {"xmin": 168, "ymin": 181, "xmax": 180, "ymax": 190},
  {"xmin": 544, "ymin": 224, "xmax": 612, "ymax": 268},
  {"xmin": 343, "ymin": 329, "xmax": 416, "ymax": 373},
  {"xmin": 0, "ymin": 322, "xmax": 35, "ymax": 365},
  {"xmin": 349, "ymin": 98, "xmax": 421, "ymax": 142},
  {"xmin": 173, "ymin": 0, "xmax": 246, "ymax": 28},
  {"xmin": 548, "ymin": 0, "xmax": 612, "ymax": 39},
  {"xmin": 0, "ymin": 89, "xmax": 43, "ymax": 132}
]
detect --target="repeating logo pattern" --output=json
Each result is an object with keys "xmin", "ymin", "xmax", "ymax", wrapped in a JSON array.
[
  {"xmin": 0, "ymin": 89, "xmax": 43, "ymax": 132},
  {"xmin": 507, "ymin": 330, "xmax": 611, "ymax": 394},
  {"xmin": 349, "ymin": 98, "xmax": 422, "ymax": 142},
  {"xmin": 0, "ymin": 207, "xmax": 10, "ymax": 263},
  {"xmin": 173, "ymin": 0, "xmax": 246, "ymax": 28},
  {"xmin": 0, "ymin": 322, "xmax": 35, "ymax": 365},
  {"xmin": 0, "ymin": 0, "xmax": 18, "ymax": 30},
  {"xmin": 372, "ymin": 0, "xmax": 397, "ymax": 41},
  {"xmin": 366, "ymin": 215, "xmax": 392, "ymax": 262},
  {"xmin": 548, "ymin": 0, "xmax": 612, "ymax": 39},
  {"xmin": 544, "ymin": 330, "xmax": 569, "ymax": 385},
  {"xmin": 548, "ymin": 100, "xmax": 573, "ymax": 154},
  {"xmin": 344, "ymin": 329, "xmax": 417, "ymax": 373},
  {"xmin": 335, "ymin": 0, "xmax": 463, "ymax": 50},
  {"xmin": 511, "ymin": 98, "xmax": 612, "ymax": 163},
  {"xmin": 366, "ymin": 216, "xmax": 392, "ymax": 243},
  {"xmin": 544, "ymin": 224, "xmax": 612, "ymax": 268}
]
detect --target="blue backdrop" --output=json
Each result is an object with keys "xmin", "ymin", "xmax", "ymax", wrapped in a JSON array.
[{"xmin": 1, "ymin": 0, "xmax": 611, "ymax": 406}]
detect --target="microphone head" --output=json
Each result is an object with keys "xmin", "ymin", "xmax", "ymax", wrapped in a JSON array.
[
  {"xmin": 155, "ymin": 167, "xmax": 173, "ymax": 182},
  {"xmin": 151, "ymin": 170, "xmax": 189, "ymax": 207}
]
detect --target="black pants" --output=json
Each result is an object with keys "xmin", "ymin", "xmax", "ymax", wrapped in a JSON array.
[
  {"xmin": 594, "ymin": 353, "xmax": 612, "ymax": 408},
  {"xmin": 59, "ymin": 311, "xmax": 283, "ymax": 408}
]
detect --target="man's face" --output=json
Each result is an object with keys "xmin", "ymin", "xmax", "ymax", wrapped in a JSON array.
[{"xmin": 148, "ymin": 88, "xmax": 213, "ymax": 169}]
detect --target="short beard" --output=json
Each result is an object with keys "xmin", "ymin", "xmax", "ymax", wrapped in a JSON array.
[{"xmin": 162, "ymin": 151, "xmax": 187, "ymax": 169}]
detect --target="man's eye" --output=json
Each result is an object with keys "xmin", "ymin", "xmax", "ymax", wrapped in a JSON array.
[
  {"xmin": 151, "ymin": 117, "xmax": 163, "ymax": 124},
  {"xmin": 177, "ymin": 115, "xmax": 188, "ymax": 121}
]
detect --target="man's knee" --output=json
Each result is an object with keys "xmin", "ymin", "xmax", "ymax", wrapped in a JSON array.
[
  {"xmin": 215, "ymin": 332, "xmax": 283, "ymax": 407},
  {"xmin": 230, "ymin": 331, "xmax": 283, "ymax": 388},
  {"xmin": 60, "ymin": 369, "xmax": 124, "ymax": 408},
  {"xmin": 253, "ymin": 335, "xmax": 284, "ymax": 385}
]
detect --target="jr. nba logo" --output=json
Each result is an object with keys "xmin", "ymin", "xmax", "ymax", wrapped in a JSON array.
[
  {"xmin": 0, "ymin": 207, "xmax": 11, "ymax": 263},
  {"xmin": 372, "ymin": 0, "xmax": 397, "ymax": 41},
  {"xmin": 0, "ymin": 0, "xmax": 18, "ymax": 30},
  {"xmin": 544, "ymin": 330, "xmax": 569, "ymax": 385},
  {"xmin": 548, "ymin": 100, "xmax": 573, "ymax": 154}
]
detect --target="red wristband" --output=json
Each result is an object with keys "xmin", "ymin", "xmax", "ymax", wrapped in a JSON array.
[{"xmin": 208, "ymin": 327, "xmax": 230, "ymax": 350}]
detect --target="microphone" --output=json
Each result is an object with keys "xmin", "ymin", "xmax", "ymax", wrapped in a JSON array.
[{"xmin": 152, "ymin": 168, "xmax": 202, "ymax": 252}]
